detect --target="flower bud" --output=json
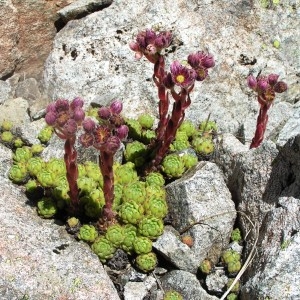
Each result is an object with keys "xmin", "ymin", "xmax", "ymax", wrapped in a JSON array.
[
  {"xmin": 55, "ymin": 99, "xmax": 69, "ymax": 112},
  {"xmin": 82, "ymin": 118, "xmax": 96, "ymax": 132},
  {"xmin": 106, "ymin": 136, "xmax": 121, "ymax": 153},
  {"xmin": 110, "ymin": 100, "xmax": 123, "ymax": 114},
  {"xmin": 73, "ymin": 107, "xmax": 85, "ymax": 123},
  {"xmin": 98, "ymin": 107, "xmax": 111, "ymax": 120},
  {"xmin": 63, "ymin": 119, "xmax": 77, "ymax": 136},
  {"xmin": 70, "ymin": 97, "xmax": 84, "ymax": 109},
  {"xmin": 46, "ymin": 102, "xmax": 56, "ymax": 113},
  {"xmin": 202, "ymin": 54, "xmax": 215, "ymax": 68},
  {"xmin": 257, "ymin": 78, "xmax": 269, "ymax": 92},
  {"xmin": 268, "ymin": 74, "xmax": 279, "ymax": 86},
  {"xmin": 129, "ymin": 41, "xmax": 140, "ymax": 52},
  {"xmin": 79, "ymin": 132, "xmax": 94, "ymax": 148},
  {"xmin": 45, "ymin": 111, "xmax": 57, "ymax": 126},
  {"xmin": 274, "ymin": 81, "xmax": 288, "ymax": 93},
  {"xmin": 247, "ymin": 75, "xmax": 257, "ymax": 90},
  {"xmin": 116, "ymin": 125, "xmax": 129, "ymax": 140}
]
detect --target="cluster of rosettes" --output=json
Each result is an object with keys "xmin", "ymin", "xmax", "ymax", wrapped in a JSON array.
[
  {"xmin": 129, "ymin": 29, "xmax": 172, "ymax": 61},
  {"xmin": 247, "ymin": 73, "xmax": 287, "ymax": 105},
  {"xmin": 79, "ymin": 100, "xmax": 129, "ymax": 153},
  {"xmin": 45, "ymin": 98, "xmax": 85, "ymax": 139}
]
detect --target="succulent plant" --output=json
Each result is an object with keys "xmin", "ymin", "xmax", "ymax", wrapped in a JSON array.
[
  {"xmin": 13, "ymin": 146, "xmax": 32, "ymax": 163},
  {"xmin": 192, "ymin": 137, "xmax": 214, "ymax": 155},
  {"xmin": 1, "ymin": 120, "xmax": 13, "ymax": 131},
  {"xmin": 37, "ymin": 169, "xmax": 54, "ymax": 187},
  {"xmin": 226, "ymin": 278, "xmax": 240, "ymax": 293},
  {"xmin": 230, "ymin": 228, "xmax": 242, "ymax": 242},
  {"xmin": 170, "ymin": 139, "xmax": 190, "ymax": 151},
  {"xmin": 91, "ymin": 236, "xmax": 116, "ymax": 263},
  {"xmin": 133, "ymin": 236, "xmax": 153, "ymax": 255},
  {"xmin": 30, "ymin": 144, "xmax": 45, "ymax": 155},
  {"xmin": 226, "ymin": 293, "xmax": 238, "ymax": 300},
  {"xmin": 1, "ymin": 131, "xmax": 14, "ymax": 143},
  {"xmin": 161, "ymin": 154, "xmax": 185, "ymax": 178},
  {"xmin": 105, "ymin": 224, "xmax": 124, "ymax": 247},
  {"xmin": 199, "ymin": 120, "xmax": 217, "ymax": 133},
  {"xmin": 137, "ymin": 114, "xmax": 154, "ymax": 129},
  {"xmin": 141, "ymin": 129, "xmax": 156, "ymax": 144},
  {"xmin": 114, "ymin": 163, "xmax": 138, "ymax": 185},
  {"xmin": 122, "ymin": 181, "xmax": 146, "ymax": 204},
  {"xmin": 53, "ymin": 174, "xmax": 69, "ymax": 189},
  {"xmin": 67, "ymin": 217, "xmax": 80, "ymax": 228},
  {"xmin": 181, "ymin": 153, "xmax": 198, "ymax": 169},
  {"xmin": 84, "ymin": 161, "xmax": 103, "ymax": 187},
  {"xmin": 144, "ymin": 197, "xmax": 168, "ymax": 219},
  {"xmin": 77, "ymin": 224, "xmax": 98, "ymax": 243},
  {"xmin": 14, "ymin": 138, "xmax": 24, "ymax": 148},
  {"xmin": 25, "ymin": 179, "xmax": 38, "ymax": 193},
  {"xmin": 121, "ymin": 224, "xmax": 137, "ymax": 253},
  {"xmin": 8, "ymin": 163, "xmax": 28, "ymax": 183},
  {"xmin": 46, "ymin": 158, "xmax": 66, "ymax": 177},
  {"xmin": 77, "ymin": 177, "xmax": 97, "ymax": 194},
  {"xmin": 138, "ymin": 216, "xmax": 164, "ymax": 239},
  {"xmin": 112, "ymin": 183, "xmax": 123, "ymax": 207},
  {"xmin": 145, "ymin": 172, "xmax": 165, "ymax": 187},
  {"xmin": 135, "ymin": 252, "xmax": 157, "ymax": 273},
  {"xmin": 178, "ymin": 120, "xmax": 197, "ymax": 138},
  {"xmin": 163, "ymin": 290, "xmax": 183, "ymax": 300},
  {"xmin": 37, "ymin": 197, "xmax": 57, "ymax": 218},
  {"xmin": 119, "ymin": 201, "xmax": 144, "ymax": 225},
  {"xmin": 27, "ymin": 157, "xmax": 45, "ymax": 177},
  {"xmin": 38, "ymin": 126, "xmax": 53, "ymax": 143},
  {"xmin": 52, "ymin": 186, "xmax": 70, "ymax": 207},
  {"xmin": 125, "ymin": 118, "xmax": 143, "ymax": 139},
  {"xmin": 146, "ymin": 184, "xmax": 166, "ymax": 200},
  {"xmin": 124, "ymin": 141, "xmax": 147, "ymax": 167},
  {"xmin": 227, "ymin": 260, "xmax": 242, "ymax": 274},
  {"xmin": 199, "ymin": 258, "xmax": 212, "ymax": 274},
  {"xmin": 222, "ymin": 250, "xmax": 241, "ymax": 264},
  {"xmin": 77, "ymin": 163, "xmax": 87, "ymax": 178}
]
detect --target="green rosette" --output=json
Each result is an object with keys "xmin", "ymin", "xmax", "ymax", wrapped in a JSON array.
[
  {"xmin": 38, "ymin": 126, "xmax": 53, "ymax": 143},
  {"xmin": 124, "ymin": 141, "xmax": 147, "ymax": 167},
  {"xmin": 133, "ymin": 236, "xmax": 153, "ymax": 255},
  {"xmin": 178, "ymin": 120, "xmax": 197, "ymax": 138},
  {"xmin": 27, "ymin": 157, "xmax": 45, "ymax": 177},
  {"xmin": 161, "ymin": 154, "xmax": 185, "ymax": 178},
  {"xmin": 163, "ymin": 290, "xmax": 183, "ymax": 300},
  {"xmin": 144, "ymin": 197, "xmax": 168, "ymax": 219},
  {"xmin": 135, "ymin": 252, "xmax": 157, "ymax": 273},
  {"xmin": 137, "ymin": 114, "xmax": 154, "ymax": 129},
  {"xmin": 121, "ymin": 224, "xmax": 137, "ymax": 253},
  {"xmin": 122, "ymin": 181, "xmax": 146, "ymax": 204},
  {"xmin": 114, "ymin": 163, "xmax": 138, "ymax": 185},
  {"xmin": 138, "ymin": 216, "xmax": 164, "ymax": 240},
  {"xmin": 77, "ymin": 225, "xmax": 98, "ymax": 243},
  {"xmin": 37, "ymin": 197, "xmax": 57, "ymax": 218},
  {"xmin": 119, "ymin": 201, "xmax": 144, "ymax": 225},
  {"xmin": 145, "ymin": 172, "xmax": 165, "ymax": 187},
  {"xmin": 13, "ymin": 146, "xmax": 32, "ymax": 163},
  {"xmin": 105, "ymin": 224, "xmax": 124, "ymax": 247},
  {"xmin": 91, "ymin": 236, "xmax": 116, "ymax": 263},
  {"xmin": 8, "ymin": 163, "xmax": 28, "ymax": 183}
]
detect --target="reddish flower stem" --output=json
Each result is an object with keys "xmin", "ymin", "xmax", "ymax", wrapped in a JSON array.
[
  {"xmin": 98, "ymin": 150, "xmax": 115, "ymax": 222},
  {"xmin": 250, "ymin": 97, "xmax": 270, "ymax": 149},
  {"xmin": 64, "ymin": 136, "xmax": 80, "ymax": 214}
]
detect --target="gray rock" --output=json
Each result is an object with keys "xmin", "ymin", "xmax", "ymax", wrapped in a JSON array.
[
  {"xmin": 0, "ymin": 80, "xmax": 11, "ymax": 104},
  {"xmin": 43, "ymin": 0, "xmax": 299, "ymax": 139},
  {"xmin": 206, "ymin": 269, "xmax": 228, "ymax": 293},
  {"xmin": 58, "ymin": 0, "xmax": 113, "ymax": 22},
  {"xmin": 0, "ymin": 146, "xmax": 120, "ymax": 300},
  {"xmin": 240, "ymin": 197, "xmax": 300, "ymax": 300},
  {"xmin": 160, "ymin": 270, "xmax": 218, "ymax": 300},
  {"xmin": 124, "ymin": 276, "xmax": 157, "ymax": 300},
  {"xmin": 160, "ymin": 162, "xmax": 236, "ymax": 272}
]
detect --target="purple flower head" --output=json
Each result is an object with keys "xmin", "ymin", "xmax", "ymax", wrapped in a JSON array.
[
  {"xmin": 110, "ymin": 100, "xmax": 123, "ymax": 114},
  {"xmin": 94, "ymin": 125, "xmax": 111, "ymax": 146},
  {"xmin": 110, "ymin": 114, "xmax": 124, "ymax": 127},
  {"xmin": 70, "ymin": 97, "xmax": 84, "ymax": 110},
  {"xmin": 247, "ymin": 74, "xmax": 257, "ymax": 90},
  {"xmin": 136, "ymin": 29, "xmax": 156, "ymax": 50},
  {"xmin": 82, "ymin": 118, "xmax": 96, "ymax": 133},
  {"xmin": 55, "ymin": 99, "xmax": 69, "ymax": 112},
  {"xmin": 105, "ymin": 136, "xmax": 121, "ymax": 153},
  {"xmin": 188, "ymin": 51, "xmax": 215, "ymax": 69},
  {"xmin": 257, "ymin": 77, "xmax": 269, "ymax": 93},
  {"xmin": 116, "ymin": 125, "xmax": 129, "ymax": 140},
  {"xmin": 62, "ymin": 119, "xmax": 77, "ymax": 136},
  {"xmin": 56, "ymin": 111, "xmax": 70, "ymax": 127},
  {"xmin": 79, "ymin": 132, "xmax": 94, "ymax": 148},
  {"xmin": 170, "ymin": 61, "xmax": 196, "ymax": 88},
  {"xmin": 73, "ymin": 108, "xmax": 85, "ymax": 123},
  {"xmin": 194, "ymin": 67, "xmax": 208, "ymax": 81},
  {"xmin": 154, "ymin": 31, "xmax": 172, "ymax": 50},
  {"xmin": 274, "ymin": 81, "xmax": 288, "ymax": 93},
  {"xmin": 45, "ymin": 111, "xmax": 57, "ymax": 126},
  {"xmin": 46, "ymin": 102, "xmax": 56, "ymax": 113},
  {"xmin": 268, "ymin": 74, "xmax": 279, "ymax": 86},
  {"xmin": 98, "ymin": 107, "xmax": 111, "ymax": 120}
]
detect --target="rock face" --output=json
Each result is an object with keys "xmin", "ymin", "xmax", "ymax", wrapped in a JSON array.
[{"xmin": 0, "ymin": 0, "xmax": 75, "ymax": 80}]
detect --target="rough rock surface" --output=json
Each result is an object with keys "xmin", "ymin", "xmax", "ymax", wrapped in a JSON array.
[
  {"xmin": 154, "ymin": 162, "xmax": 236, "ymax": 273},
  {"xmin": 0, "ymin": 0, "xmax": 75, "ymax": 80},
  {"xmin": 43, "ymin": 0, "xmax": 299, "ymax": 142}
]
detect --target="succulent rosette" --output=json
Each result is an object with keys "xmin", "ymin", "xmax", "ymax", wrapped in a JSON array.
[
  {"xmin": 112, "ymin": 183, "xmax": 123, "ymax": 208},
  {"xmin": 37, "ymin": 197, "xmax": 57, "ymax": 218},
  {"xmin": 227, "ymin": 260, "xmax": 242, "ymax": 274},
  {"xmin": 1, "ymin": 120, "xmax": 13, "ymax": 131},
  {"xmin": 178, "ymin": 120, "xmax": 197, "ymax": 138},
  {"xmin": 37, "ymin": 169, "xmax": 54, "ymax": 187},
  {"xmin": 141, "ymin": 129, "xmax": 156, "ymax": 144},
  {"xmin": 52, "ymin": 186, "xmax": 70, "ymax": 209},
  {"xmin": 91, "ymin": 236, "xmax": 116, "ymax": 263},
  {"xmin": 14, "ymin": 138, "xmax": 24, "ymax": 148},
  {"xmin": 26, "ymin": 157, "xmax": 45, "ymax": 177},
  {"xmin": 46, "ymin": 158, "xmax": 66, "ymax": 178},
  {"xmin": 77, "ymin": 163, "xmax": 86, "ymax": 178},
  {"xmin": 145, "ymin": 172, "xmax": 165, "ymax": 187},
  {"xmin": 163, "ymin": 290, "xmax": 183, "ymax": 300},
  {"xmin": 38, "ymin": 126, "xmax": 53, "ymax": 143},
  {"xmin": 84, "ymin": 161, "xmax": 103, "ymax": 186},
  {"xmin": 231, "ymin": 228, "xmax": 242, "ymax": 242},
  {"xmin": 53, "ymin": 174, "xmax": 69, "ymax": 189},
  {"xmin": 199, "ymin": 120, "xmax": 217, "ymax": 134},
  {"xmin": 133, "ymin": 236, "xmax": 153, "ymax": 255},
  {"xmin": 199, "ymin": 259, "xmax": 213, "ymax": 274},
  {"xmin": 105, "ymin": 224, "xmax": 124, "ymax": 247},
  {"xmin": 122, "ymin": 181, "xmax": 146, "ymax": 204},
  {"xmin": 119, "ymin": 201, "xmax": 144, "ymax": 225},
  {"xmin": 222, "ymin": 250, "xmax": 241, "ymax": 264},
  {"xmin": 8, "ymin": 163, "xmax": 28, "ymax": 183},
  {"xmin": 144, "ymin": 197, "xmax": 168, "ymax": 219},
  {"xmin": 161, "ymin": 154, "xmax": 186, "ymax": 178},
  {"xmin": 181, "ymin": 153, "xmax": 198, "ymax": 169},
  {"xmin": 77, "ymin": 224, "xmax": 98, "ymax": 243},
  {"xmin": 25, "ymin": 179, "xmax": 38, "ymax": 193},
  {"xmin": 77, "ymin": 177, "xmax": 97, "ymax": 194},
  {"xmin": 137, "ymin": 114, "xmax": 154, "ymax": 129},
  {"xmin": 175, "ymin": 130, "xmax": 189, "ymax": 141},
  {"xmin": 114, "ymin": 163, "xmax": 138, "ymax": 185},
  {"xmin": 191, "ymin": 137, "xmax": 214, "ymax": 155},
  {"xmin": 13, "ymin": 146, "xmax": 32, "ymax": 163},
  {"xmin": 146, "ymin": 184, "xmax": 166, "ymax": 200},
  {"xmin": 30, "ymin": 144, "xmax": 45, "ymax": 155},
  {"xmin": 135, "ymin": 252, "xmax": 158, "ymax": 273},
  {"xmin": 170, "ymin": 139, "xmax": 190, "ymax": 152},
  {"xmin": 124, "ymin": 141, "xmax": 147, "ymax": 167},
  {"xmin": 121, "ymin": 224, "xmax": 137, "ymax": 253},
  {"xmin": 1, "ymin": 131, "xmax": 14, "ymax": 143},
  {"xmin": 138, "ymin": 216, "xmax": 164, "ymax": 240}
]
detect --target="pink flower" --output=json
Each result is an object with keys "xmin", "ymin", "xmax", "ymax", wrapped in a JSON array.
[
  {"xmin": 187, "ymin": 51, "xmax": 214, "ymax": 81},
  {"xmin": 98, "ymin": 107, "xmax": 111, "ymax": 120},
  {"xmin": 82, "ymin": 118, "xmax": 96, "ymax": 133},
  {"xmin": 116, "ymin": 125, "xmax": 129, "ymax": 140},
  {"xmin": 170, "ymin": 61, "xmax": 196, "ymax": 88},
  {"xmin": 110, "ymin": 100, "xmax": 123, "ymax": 114}
]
